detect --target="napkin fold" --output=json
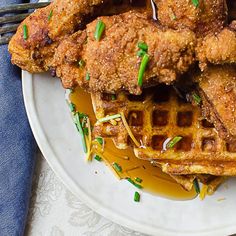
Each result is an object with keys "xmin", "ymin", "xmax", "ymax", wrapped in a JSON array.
[{"xmin": 0, "ymin": 0, "xmax": 36, "ymax": 235}]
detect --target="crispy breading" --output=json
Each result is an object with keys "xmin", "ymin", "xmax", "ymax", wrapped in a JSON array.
[
  {"xmin": 53, "ymin": 11, "xmax": 196, "ymax": 94},
  {"xmin": 154, "ymin": 0, "xmax": 227, "ymax": 36},
  {"xmin": 197, "ymin": 65, "xmax": 236, "ymax": 143},
  {"xmin": 196, "ymin": 24, "xmax": 236, "ymax": 70},
  {"xmin": 8, "ymin": 0, "xmax": 107, "ymax": 73}
]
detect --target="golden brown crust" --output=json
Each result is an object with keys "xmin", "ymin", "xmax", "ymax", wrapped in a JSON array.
[
  {"xmin": 155, "ymin": 0, "xmax": 227, "ymax": 36},
  {"xmin": 159, "ymin": 160, "xmax": 236, "ymax": 176},
  {"xmin": 8, "ymin": 0, "xmax": 106, "ymax": 73},
  {"xmin": 198, "ymin": 65, "xmax": 236, "ymax": 143},
  {"xmin": 53, "ymin": 11, "xmax": 196, "ymax": 94},
  {"xmin": 196, "ymin": 26, "xmax": 236, "ymax": 70}
]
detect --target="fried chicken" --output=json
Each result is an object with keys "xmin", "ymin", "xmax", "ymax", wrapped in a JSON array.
[
  {"xmin": 196, "ymin": 22, "xmax": 236, "ymax": 70},
  {"xmin": 53, "ymin": 11, "xmax": 196, "ymax": 94},
  {"xmin": 197, "ymin": 65, "xmax": 236, "ymax": 143},
  {"xmin": 8, "ymin": 0, "xmax": 108, "ymax": 73},
  {"xmin": 154, "ymin": 0, "xmax": 227, "ymax": 36}
]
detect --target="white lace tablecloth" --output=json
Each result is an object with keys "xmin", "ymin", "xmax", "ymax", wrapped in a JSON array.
[{"xmin": 25, "ymin": 151, "xmax": 146, "ymax": 236}]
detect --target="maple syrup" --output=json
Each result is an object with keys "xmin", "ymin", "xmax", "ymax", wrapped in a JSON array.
[{"xmin": 70, "ymin": 87, "xmax": 196, "ymax": 200}]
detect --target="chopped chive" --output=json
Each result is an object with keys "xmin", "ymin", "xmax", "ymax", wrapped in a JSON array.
[
  {"xmin": 94, "ymin": 20, "xmax": 105, "ymax": 41},
  {"xmin": 94, "ymin": 155, "xmax": 102, "ymax": 161},
  {"xmin": 69, "ymin": 103, "xmax": 76, "ymax": 112},
  {"xmin": 83, "ymin": 127, "xmax": 88, "ymax": 136},
  {"xmin": 74, "ymin": 113, "xmax": 87, "ymax": 153},
  {"xmin": 48, "ymin": 10, "xmax": 53, "ymax": 21},
  {"xmin": 193, "ymin": 179, "xmax": 200, "ymax": 194},
  {"xmin": 86, "ymin": 72, "xmax": 90, "ymax": 81},
  {"xmin": 81, "ymin": 117, "xmax": 87, "ymax": 128},
  {"xmin": 95, "ymin": 137, "xmax": 103, "ymax": 145},
  {"xmin": 138, "ymin": 54, "xmax": 149, "ymax": 86},
  {"xmin": 78, "ymin": 59, "xmax": 85, "ymax": 68},
  {"xmin": 68, "ymin": 88, "xmax": 74, "ymax": 93},
  {"xmin": 192, "ymin": 93, "xmax": 201, "ymax": 105},
  {"xmin": 113, "ymin": 162, "xmax": 122, "ymax": 172},
  {"xmin": 138, "ymin": 42, "xmax": 148, "ymax": 52},
  {"xmin": 167, "ymin": 136, "xmax": 182, "ymax": 149},
  {"xmin": 111, "ymin": 95, "xmax": 116, "ymax": 100},
  {"xmin": 192, "ymin": 0, "xmax": 199, "ymax": 7},
  {"xmin": 79, "ymin": 113, "xmax": 88, "ymax": 119},
  {"xmin": 135, "ymin": 177, "xmax": 143, "ymax": 183},
  {"xmin": 137, "ymin": 50, "xmax": 146, "ymax": 57},
  {"xmin": 134, "ymin": 191, "xmax": 140, "ymax": 202},
  {"xmin": 23, "ymin": 24, "xmax": 28, "ymax": 40},
  {"xmin": 98, "ymin": 114, "xmax": 121, "ymax": 123},
  {"xmin": 127, "ymin": 178, "xmax": 143, "ymax": 189}
]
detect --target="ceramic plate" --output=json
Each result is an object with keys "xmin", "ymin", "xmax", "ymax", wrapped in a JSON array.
[{"xmin": 22, "ymin": 71, "xmax": 236, "ymax": 236}]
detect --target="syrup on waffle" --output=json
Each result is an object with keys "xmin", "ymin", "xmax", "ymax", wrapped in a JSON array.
[{"xmin": 92, "ymin": 84, "xmax": 236, "ymax": 176}]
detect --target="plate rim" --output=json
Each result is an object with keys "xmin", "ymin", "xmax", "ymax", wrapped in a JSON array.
[{"xmin": 22, "ymin": 71, "xmax": 236, "ymax": 236}]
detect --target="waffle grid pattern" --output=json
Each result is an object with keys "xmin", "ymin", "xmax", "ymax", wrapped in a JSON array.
[{"xmin": 92, "ymin": 85, "xmax": 236, "ymax": 161}]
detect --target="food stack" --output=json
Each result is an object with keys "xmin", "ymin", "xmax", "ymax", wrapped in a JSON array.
[{"xmin": 8, "ymin": 0, "xmax": 236, "ymax": 194}]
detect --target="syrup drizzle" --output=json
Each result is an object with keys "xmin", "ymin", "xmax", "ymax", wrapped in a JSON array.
[{"xmin": 70, "ymin": 87, "xmax": 196, "ymax": 200}]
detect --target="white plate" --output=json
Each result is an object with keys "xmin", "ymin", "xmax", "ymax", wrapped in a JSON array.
[{"xmin": 22, "ymin": 71, "xmax": 236, "ymax": 236}]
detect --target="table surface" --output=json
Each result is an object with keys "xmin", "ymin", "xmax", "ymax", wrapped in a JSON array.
[{"xmin": 25, "ymin": 150, "xmax": 146, "ymax": 236}]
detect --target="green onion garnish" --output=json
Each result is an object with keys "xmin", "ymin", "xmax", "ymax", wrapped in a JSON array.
[
  {"xmin": 135, "ymin": 177, "xmax": 142, "ymax": 183},
  {"xmin": 193, "ymin": 179, "xmax": 200, "ymax": 194},
  {"xmin": 127, "ymin": 178, "xmax": 143, "ymax": 189},
  {"xmin": 111, "ymin": 95, "xmax": 116, "ymax": 100},
  {"xmin": 98, "ymin": 114, "xmax": 121, "ymax": 123},
  {"xmin": 69, "ymin": 103, "xmax": 76, "ymax": 112},
  {"xmin": 113, "ymin": 162, "xmax": 122, "ymax": 172},
  {"xmin": 48, "ymin": 10, "xmax": 53, "ymax": 21},
  {"xmin": 86, "ymin": 72, "xmax": 90, "ymax": 81},
  {"xmin": 192, "ymin": 0, "xmax": 199, "ymax": 7},
  {"xmin": 94, "ymin": 155, "xmax": 102, "ymax": 161},
  {"xmin": 23, "ymin": 24, "xmax": 28, "ymax": 40},
  {"xmin": 134, "ymin": 191, "xmax": 140, "ymax": 202},
  {"xmin": 137, "ymin": 50, "xmax": 146, "ymax": 57},
  {"xmin": 74, "ymin": 113, "xmax": 87, "ymax": 153},
  {"xmin": 95, "ymin": 137, "xmax": 103, "ymax": 145},
  {"xmin": 138, "ymin": 42, "xmax": 148, "ymax": 52},
  {"xmin": 167, "ymin": 136, "xmax": 182, "ymax": 149},
  {"xmin": 83, "ymin": 127, "xmax": 88, "ymax": 136},
  {"xmin": 78, "ymin": 59, "xmax": 85, "ymax": 68},
  {"xmin": 137, "ymin": 54, "xmax": 149, "ymax": 86},
  {"xmin": 94, "ymin": 20, "xmax": 105, "ymax": 41},
  {"xmin": 192, "ymin": 93, "xmax": 201, "ymax": 105}
]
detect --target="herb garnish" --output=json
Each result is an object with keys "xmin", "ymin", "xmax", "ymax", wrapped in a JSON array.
[
  {"xmin": 138, "ymin": 42, "xmax": 148, "ymax": 52},
  {"xmin": 192, "ymin": 0, "xmax": 199, "ymax": 7},
  {"xmin": 138, "ymin": 54, "xmax": 149, "ymax": 86},
  {"xmin": 86, "ymin": 72, "xmax": 90, "ymax": 81},
  {"xmin": 94, "ymin": 20, "xmax": 105, "ymax": 41},
  {"xmin": 192, "ymin": 93, "xmax": 201, "ymax": 105},
  {"xmin": 23, "ymin": 24, "xmax": 28, "ymax": 40},
  {"xmin": 95, "ymin": 137, "xmax": 104, "ymax": 145},
  {"xmin": 94, "ymin": 155, "xmax": 102, "ymax": 161},
  {"xmin": 98, "ymin": 114, "xmax": 121, "ymax": 123},
  {"xmin": 167, "ymin": 136, "xmax": 182, "ymax": 149},
  {"xmin": 48, "ymin": 10, "xmax": 53, "ymax": 21},
  {"xmin": 113, "ymin": 162, "xmax": 122, "ymax": 172},
  {"xmin": 193, "ymin": 179, "xmax": 200, "ymax": 194},
  {"xmin": 134, "ymin": 191, "xmax": 140, "ymax": 202}
]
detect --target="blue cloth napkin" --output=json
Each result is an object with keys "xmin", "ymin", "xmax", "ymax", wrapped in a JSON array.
[{"xmin": 0, "ymin": 1, "xmax": 36, "ymax": 235}]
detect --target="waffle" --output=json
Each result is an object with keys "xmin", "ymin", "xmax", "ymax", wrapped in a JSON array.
[{"xmin": 92, "ymin": 84, "xmax": 236, "ymax": 176}]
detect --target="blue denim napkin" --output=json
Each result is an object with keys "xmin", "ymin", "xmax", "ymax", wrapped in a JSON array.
[{"xmin": 0, "ymin": 1, "xmax": 36, "ymax": 235}]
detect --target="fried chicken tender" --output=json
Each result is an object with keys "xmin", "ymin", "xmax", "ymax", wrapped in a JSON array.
[
  {"xmin": 8, "ymin": 0, "xmax": 106, "ymax": 73},
  {"xmin": 197, "ymin": 65, "xmax": 236, "ymax": 143},
  {"xmin": 154, "ymin": 0, "xmax": 227, "ymax": 36},
  {"xmin": 196, "ymin": 23, "xmax": 236, "ymax": 70},
  {"xmin": 53, "ymin": 11, "xmax": 196, "ymax": 94}
]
